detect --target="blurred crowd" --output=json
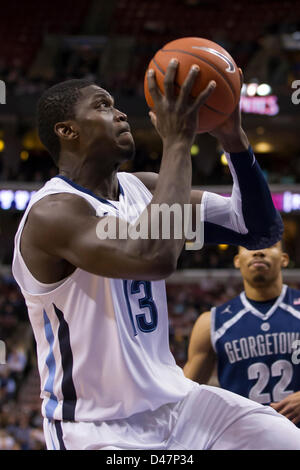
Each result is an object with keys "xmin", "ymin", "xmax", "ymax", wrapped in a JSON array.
[
  {"xmin": 1, "ymin": 33, "xmax": 300, "ymax": 186},
  {"xmin": 0, "ymin": 276, "xmax": 44, "ymax": 449},
  {"xmin": 0, "ymin": 0, "xmax": 299, "ymax": 185},
  {"xmin": 0, "ymin": 13, "xmax": 300, "ymax": 184},
  {"xmin": 1, "ymin": 11, "xmax": 299, "ymax": 97}
]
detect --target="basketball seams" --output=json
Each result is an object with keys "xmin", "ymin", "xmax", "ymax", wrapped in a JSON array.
[
  {"xmin": 203, "ymin": 103, "xmax": 228, "ymax": 117},
  {"xmin": 152, "ymin": 57, "xmax": 229, "ymax": 117},
  {"xmin": 152, "ymin": 58, "xmax": 165, "ymax": 76},
  {"xmin": 160, "ymin": 48, "xmax": 237, "ymax": 100}
]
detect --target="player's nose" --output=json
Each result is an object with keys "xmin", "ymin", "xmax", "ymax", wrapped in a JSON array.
[
  {"xmin": 252, "ymin": 250, "xmax": 266, "ymax": 258},
  {"xmin": 114, "ymin": 108, "xmax": 127, "ymax": 122}
]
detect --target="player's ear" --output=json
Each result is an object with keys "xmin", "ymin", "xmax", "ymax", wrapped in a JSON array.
[
  {"xmin": 281, "ymin": 252, "xmax": 290, "ymax": 268},
  {"xmin": 54, "ymin": 121, "xmax": 79, "ymax": 141},
  {"xmin": 233, "ymin": 253, "xmax": 240, "ymax": 269}
]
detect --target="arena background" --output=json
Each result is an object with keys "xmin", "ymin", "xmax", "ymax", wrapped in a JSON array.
[{"xmin": 0, "ymin": 0, "xmax": 300, "ymax": 450}]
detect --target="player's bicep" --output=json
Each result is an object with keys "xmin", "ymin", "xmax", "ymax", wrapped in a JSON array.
[
  {"xmin": 188, "ymin": 311, "xmax": 213, "ymax": 354},
  {"xmin": 28, "ymin": 194, "xmax": 168, "ymax": 280},
  {"xmin": 27, "ymin": 195, "xmax": 114, "ymax": 273},
  {"xmin": 59, "ymin": 214, "xmax": 154, "ymax": 279},
  {"xmin": 63, "ymin": 221, "xmax": 172, "ymax": 279}
]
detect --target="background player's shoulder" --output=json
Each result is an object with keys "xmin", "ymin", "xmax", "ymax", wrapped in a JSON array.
[
  {"xmin": 215, "ymin": 293, "xmax": 244, "ymax": 317},
  {"xmin": 285, "ymin": 285, "xmax": 300, "ymax": 309},
  {"xmin": 213, "ymin": 294, "xmax": 244, "ymax": 331}
]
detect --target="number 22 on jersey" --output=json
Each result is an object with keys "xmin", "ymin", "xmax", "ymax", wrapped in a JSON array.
[{"xmin": 248, "ymin": 359, "xmax": 294, "ymax": 403}]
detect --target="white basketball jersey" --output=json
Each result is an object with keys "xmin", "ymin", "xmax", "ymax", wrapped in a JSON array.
[{"xmin": 12, "ymin": 172, "xmax": 194, "ymax": 422}]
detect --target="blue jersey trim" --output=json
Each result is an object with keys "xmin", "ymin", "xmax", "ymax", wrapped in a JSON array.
[
  {"xmin": 210, "ymin": 307, "xmax": 217, "ymax": 353},
  {"xmin": 53, "ymin": 304, "xmax": 77, "ymax": 421},
  {"xmin": 43, "ymin": 309, "xmax": 59, "ymax": 420},
  {"xmin": 50, "ymin": 432, "xmax": 56, "ymax": 450},
  {"xmin": 56, "ymin": 174, "xmax": 124, "ymax": 209},
  {"xmin": 54, "ymin": 420, "xmax": 66, "ymax": 450},
  {"xmin": 240, "ymin": 285, "xmax": 288, "ymax": 321}
]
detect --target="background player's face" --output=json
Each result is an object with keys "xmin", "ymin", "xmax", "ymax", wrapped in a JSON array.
[
  {"xmin": 233, "ymin": 242, "xmax": 289, "ymax": 287},
  {"xmin": 72, "ymin": 84, "xmax": 135, "ymax": 164}
]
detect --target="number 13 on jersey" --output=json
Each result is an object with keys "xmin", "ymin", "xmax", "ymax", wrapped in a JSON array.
[{"xmin": 123, "ymin": 280, "xmax": 158, "ymax": 336}]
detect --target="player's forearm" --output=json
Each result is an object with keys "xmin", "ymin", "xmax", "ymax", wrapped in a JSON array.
[
  {"xmin": 202, "ymin": 143, "xmax": 283, "ymax": 249},
  {"xmin": 226, "ymin": 144, "xmax": 283, "ymax": 246},
  {"xmin": 127, "ymin": 140, "xmax": 192, "ymax": 267},
  {"xmin": 213, "ymin": 127, "xmax": 249, "ymax": 153},
  {"xmin": 153, "ymin": 138, "xmax": 192, "ymax": 209}
]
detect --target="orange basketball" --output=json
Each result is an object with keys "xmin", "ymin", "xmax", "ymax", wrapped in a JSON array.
[{"xmin": 144, "ymin": 37, "xmax": 241, "ymax": 133}]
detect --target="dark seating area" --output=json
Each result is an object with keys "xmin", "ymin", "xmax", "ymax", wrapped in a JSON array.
[{"xmin": 0, "ymin": 0, "xmax": 91, "ymax": 68}]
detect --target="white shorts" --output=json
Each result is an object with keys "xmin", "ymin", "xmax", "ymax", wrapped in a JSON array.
[{"xmin": 43, "ymin": 383, "xmax": 300, "ymax": 450}]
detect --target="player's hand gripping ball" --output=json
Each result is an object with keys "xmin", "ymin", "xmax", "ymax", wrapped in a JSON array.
[{"xmin": 144, "ymin": 37, "xmax": 241, "ymax": 133}]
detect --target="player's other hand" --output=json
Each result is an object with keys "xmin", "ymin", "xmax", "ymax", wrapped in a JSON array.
[
  {"xmin": 147, "ymin": 59, "xmax": 216, "ymax": 147},
  {"xmin": 270, "ymin": 391, "xmax": 300, "ymax": 425},
  {"xmin": 209, "ymin": 68, "xmax": 249, "ymax": 153}
]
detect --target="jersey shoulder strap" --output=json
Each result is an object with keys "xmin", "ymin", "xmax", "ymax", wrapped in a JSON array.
[{"xmin": 211, "ymin": 295, "xmax": 247, "ymax": 351}]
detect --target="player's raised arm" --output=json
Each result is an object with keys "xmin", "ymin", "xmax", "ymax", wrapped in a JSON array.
[
  {"xmin": 23, "ymin": 61, "xmax": 216, "ymax": 281},
  {"xmin": 200, "ymin": 102, "xmax": 282, "ymax": 248},
  {"xmin": 183, "ymin": 311, "xmax": 216, "ymax": 384},
  {"xmin": 190, "ymin": 69, "xmax": 283, "ymax": 249},
  {"xmin": 138, "ymin": 70, "xmax": 283, "ymax": 251}
]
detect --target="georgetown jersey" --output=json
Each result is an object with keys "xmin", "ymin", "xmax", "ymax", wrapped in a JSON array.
[
  {"xmin": 211, "ymin": 285, "xmax": 300, "ymax": 408},
  {"xmin": 12, "ymin": 172, "xmax": 194, "ymax": 423}
]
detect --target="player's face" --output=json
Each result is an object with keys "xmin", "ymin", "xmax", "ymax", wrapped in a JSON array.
[
  {"xmin": 234, "ymin": 242, "xmax": 289, "ymax": 286},
  {"xmin": 73, "ymin": 85, "xmax": 135, "ymax": 164}
]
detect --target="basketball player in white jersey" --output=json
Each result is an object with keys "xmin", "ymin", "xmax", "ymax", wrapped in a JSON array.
[{"xmin": 12, "ymin": 59, "xmax": 300, "ymax": 449}]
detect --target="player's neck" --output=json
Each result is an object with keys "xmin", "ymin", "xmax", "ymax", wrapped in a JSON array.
[
  {"xmin": 243, "ymin": 276, "xmax": 283, "ymax": 302},
  {"xmin": 58, "ymin": 156, "xmax": 121, "ymax": 201}
]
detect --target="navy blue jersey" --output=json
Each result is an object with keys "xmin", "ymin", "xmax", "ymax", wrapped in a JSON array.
[{"xmin": 212, "ymin": 285, "xmax": 300, "ymax": 407}]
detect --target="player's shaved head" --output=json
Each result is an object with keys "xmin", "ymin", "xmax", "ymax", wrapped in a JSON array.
[{"xmin": 37, "ymin": 79, "xmax": 94, "ymax": 165}]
